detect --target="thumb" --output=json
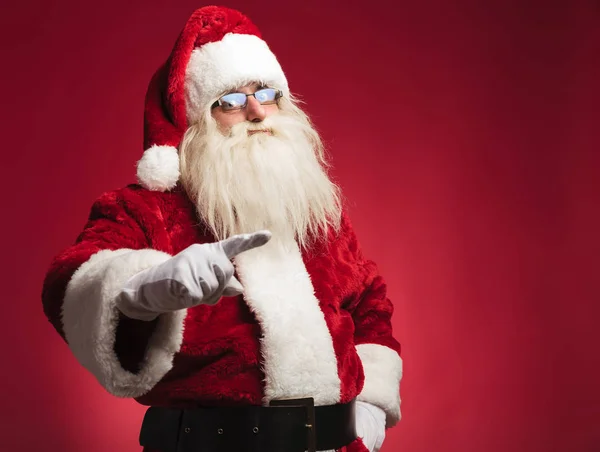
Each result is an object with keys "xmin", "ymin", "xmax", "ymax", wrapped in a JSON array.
[{"xmin": 222, "ymin": 276, "xmax": 244, "ymax": 297}]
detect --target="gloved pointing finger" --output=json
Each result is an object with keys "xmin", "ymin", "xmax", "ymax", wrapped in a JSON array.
[{"xmin": 219, "ymin": 230, "xmax": 272, "ymax": 260}]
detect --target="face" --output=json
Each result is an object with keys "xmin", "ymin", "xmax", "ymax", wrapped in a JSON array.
[
  {"xmin": 211, "ymin": 82, "xmax": 280, "ymax": 133},
  {"xmin": 179, "ymin": 96, "xmax": 342, "ymax": 248}
]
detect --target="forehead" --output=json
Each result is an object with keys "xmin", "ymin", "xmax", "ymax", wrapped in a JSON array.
[{"xmin": 226, "ymin": 82, "xmax": 264, "ymax": 94}]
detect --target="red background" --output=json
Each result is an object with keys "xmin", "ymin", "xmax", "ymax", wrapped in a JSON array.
[{"xmin": 1, "ymin": 1, "xmax": 599, "ymax": 451}]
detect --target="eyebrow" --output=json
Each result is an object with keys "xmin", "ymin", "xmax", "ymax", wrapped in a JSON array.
[{"xmin": 222, "ymin": 83, "xmax": 266, "ymax": 96}]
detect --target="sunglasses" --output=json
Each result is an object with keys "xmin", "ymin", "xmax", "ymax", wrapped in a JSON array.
[{"xmin": 211, "ymin": 88, "xmax": 283, "ymax": 112}]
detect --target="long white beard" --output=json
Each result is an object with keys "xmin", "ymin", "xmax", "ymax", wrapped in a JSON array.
[{"xmin": 179, "ymin": 109, "xmax": 342, "ymax": 248}]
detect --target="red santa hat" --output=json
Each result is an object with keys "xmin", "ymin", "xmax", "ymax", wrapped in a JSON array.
[{"xmin": 137, "ymin": 6, "xmax": 289, "ymax": 191}]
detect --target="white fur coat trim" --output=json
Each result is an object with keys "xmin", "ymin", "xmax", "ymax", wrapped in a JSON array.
[
  {"xmin": 61, "ymin": 248, "xmax": 186, "ymax": 398},
  {"xmin": 235, "ymin": 236, "xmax": 342, "ymax": 406}
]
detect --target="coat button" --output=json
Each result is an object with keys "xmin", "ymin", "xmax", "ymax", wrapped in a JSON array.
[
  {"xmin": 217, "ymin": 428, "xmax": 224, "ymax": 435},
  {"xmin": 253, "ymin": 427, "xmax": 259, "ymax": 434},
  {"xmin": 184, "ymin": 428, "xmax": 191, "ymax": 433}
]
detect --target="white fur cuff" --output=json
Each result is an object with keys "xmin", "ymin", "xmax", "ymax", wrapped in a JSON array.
[
  {"xmin": 356, "ymin": 343, "xmax": 403, "ymax": 427},
  {"xmin": 61, "ymin": 248, "xmax": 186, "ymax": 398}
]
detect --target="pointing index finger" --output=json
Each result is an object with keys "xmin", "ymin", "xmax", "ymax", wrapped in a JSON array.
[{"xmin": 220, "ymin": 230, "xmax": 272, "ymax": 259}]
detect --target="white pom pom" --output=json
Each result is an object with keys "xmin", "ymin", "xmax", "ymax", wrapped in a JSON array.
[{"xmin": 136, "ymin": 145, "xmax": 180, "ymax": 191}]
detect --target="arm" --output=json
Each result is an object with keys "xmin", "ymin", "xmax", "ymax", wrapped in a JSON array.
[
  {"xmin": 41, "ymin": 187, "xmax": 186, "ymax": 398},
  {"xmin": 340, "ymin": 213, "xmax": 403, "ymax": 428}
]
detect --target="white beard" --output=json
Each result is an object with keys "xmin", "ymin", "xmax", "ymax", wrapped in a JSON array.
[{"xmin": 179, "ymin": 108, "xmax": 342, "ymax": 248}]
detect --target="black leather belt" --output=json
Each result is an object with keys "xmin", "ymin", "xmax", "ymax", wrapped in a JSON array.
[{"xmin": 139, "ymin": 398, "xmax": 357, "ymax": 452}]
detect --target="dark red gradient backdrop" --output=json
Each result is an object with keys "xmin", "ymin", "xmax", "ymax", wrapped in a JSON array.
[{"xmin": 1, "ymin": 1, "xmax": 598, "ymax": 451}]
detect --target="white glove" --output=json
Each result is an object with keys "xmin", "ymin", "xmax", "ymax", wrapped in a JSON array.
[
  {"xmin": 116, "ymin": 231, "xmax": 271, "ymax": 321},
  {"xmin": 355, "ymin": 401, "xmax": 386, "ymax": 452}
]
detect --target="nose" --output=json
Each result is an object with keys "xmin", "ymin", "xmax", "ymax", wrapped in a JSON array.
[{"xmin": 245, "ymin": 95, "xmax": 266, "ymax": 122}]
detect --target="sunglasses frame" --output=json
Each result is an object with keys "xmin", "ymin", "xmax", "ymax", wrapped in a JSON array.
[{"xmin": 211, "ymin": 87, "xmax": 283, "ymax": 111}]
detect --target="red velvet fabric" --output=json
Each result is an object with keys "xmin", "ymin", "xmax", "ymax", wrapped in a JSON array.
[{"xmin": 41, "ymin": 183, "xmax": 400, "ymax": 451}]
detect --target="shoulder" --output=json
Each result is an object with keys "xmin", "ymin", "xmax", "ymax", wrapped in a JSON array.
[
  {"xmin": 303, "ymin": 210, "xmax": 375, "ymax": 296},
  {"xmin": 88, "ymin": 183, "xmax": 194, "ymax": 221},
  {"xmin": 306, "ymin": 210, "xmax": 363, "ymax": 262},
  {"xmin": 92, "ymin": 183, "xmax": 188, "ymax": 204},
  {"xmin": 321, "ymin": 210, "xmax": 361, "ymax": 254}
]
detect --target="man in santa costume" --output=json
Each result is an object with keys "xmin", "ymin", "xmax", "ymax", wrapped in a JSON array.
[{"xmin": 42, "ymin": 6, "xmax": 402, "ymax": 452}]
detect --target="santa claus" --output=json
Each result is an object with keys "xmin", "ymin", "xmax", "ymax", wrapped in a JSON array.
[{"xmin": 42, "ymin": 6, "xmax": 402, "ymax": 452}]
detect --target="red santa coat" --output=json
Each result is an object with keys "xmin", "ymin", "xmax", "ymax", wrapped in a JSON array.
[{"xmin": 42, "ymin": 184, "xmax": 402, "ymax": 452}]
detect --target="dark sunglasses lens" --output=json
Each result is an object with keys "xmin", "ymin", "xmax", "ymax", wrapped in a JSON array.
[
  {"xmin": 220, "ymin": 93, "xmax": 247, "ymax": 110},
  {"xmin": 254, "ymin": 88, "xmax": 278, "ymax": 104}
]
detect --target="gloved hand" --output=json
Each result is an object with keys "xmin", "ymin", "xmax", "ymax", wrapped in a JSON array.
[
  {"xmin": 355, "ymin": 401, "xmax": 386, "ymax": 452},
  {"xmin": 116, "ymin": 231, "xmax": 271, "ymax": 321}
]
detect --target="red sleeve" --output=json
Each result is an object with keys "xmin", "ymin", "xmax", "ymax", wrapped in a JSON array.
[
  {"xmin": 41, "ymin": 186, "xmax": 185, "ymax": 397},
  {"xmin": 339, "ymin": 212, "xmax": 403, "ymax": 427},
  {"xmin": 42, "ymin": 187, "xmax": 150, "ymax": 340}
]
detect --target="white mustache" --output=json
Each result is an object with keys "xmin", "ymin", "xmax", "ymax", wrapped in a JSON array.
[
  {"xmin": 247, "ymin": 128, "xmax": 273, "ymax": 136},
  {"xmin": 179, "ymin": 108, "xmax": 342, "ymax": 249}
]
